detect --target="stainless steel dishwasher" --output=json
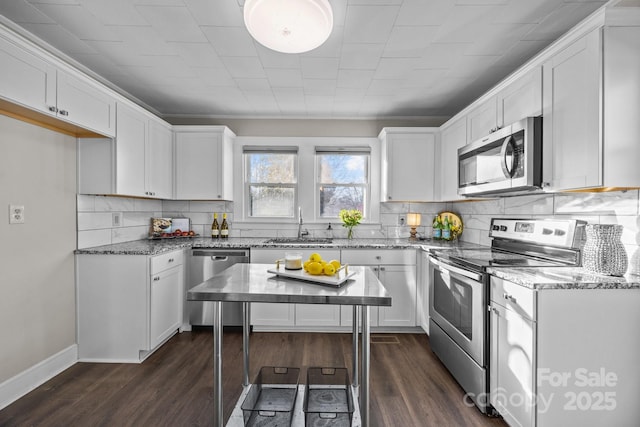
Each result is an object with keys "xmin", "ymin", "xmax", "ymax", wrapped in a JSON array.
[{"xmin": 188, "ymin": 248, "xmax": 250, "ymax": 326}]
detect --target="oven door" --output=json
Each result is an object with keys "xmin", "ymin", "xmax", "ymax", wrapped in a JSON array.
[{"xmin": 429, "ymin": 256, "xmax": 486, "ymax": 366}]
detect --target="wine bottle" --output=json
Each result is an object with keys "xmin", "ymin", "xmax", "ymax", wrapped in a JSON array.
[
  {"xmin": 211, "ymin": 213, "xmax": 219, "ymax": 238},
  {"xmin": 220, "ymin": 213, "xmax": 229, "ymax": 239},
  {"xmin": 432, "ymin": 216, "xmax": 441, "ymax": 240},
  {"xmin": 442, "ymin": 215, "xmax": 451, "ymax": 240}
]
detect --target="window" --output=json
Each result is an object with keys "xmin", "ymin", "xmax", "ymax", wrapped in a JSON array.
[
  {"xmin": 244, "ymin": 146, "xmax": 298, "ymax": 218},
  {"xmin": 316, "ymin": 147, "xmax": 370, "ymax": 218}
]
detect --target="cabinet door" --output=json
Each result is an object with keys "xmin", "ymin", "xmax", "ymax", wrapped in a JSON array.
[
  {"xmin": 175, "ymin": 131, "xmax": 223, "ymax": 199},
  {"xmin": 466, "ymin": 97, "xmax": 497, "ymax": 143},
  {"xmin": 497, "ymin": 67, "xmax": 543, "ymax": 128},
  {"xmin": 438, "ymin": 117, "xmax": 466, "ymax": 201},
  {"xmin": 115, "ymin": 104, "xmax": 147, "ymax": 197},
  {"xmin": 490, "ymin": 303, "xmax": 535, "ymax": 427},
  {"xmin": 250, "ymin": 249, "xmax": 295, "ymax": 327},
  {"xmin": 381, "ymin": 130, "xmax": 436, "ymax": 202},
  {"xmin": 146, "ymin": 120, "xmax": 173, "ymax": 199},
  {"xmin": 417, "ymin": 251, "xmax": 430, "ymax": 333},
  {"xmin": 150, "ymin": 265, "xmax": 183, "ymax": 350},
  {"xmin": 542, "ymin": 28, "xmax": 601, "ymax": 191},
  {"xmin": 56, "ymin": 70, "xmax": 116, "ymax": 137},
  {"xmin": 378, "ymin": 265, "xmax": 417, "ymax": 327},
  {"xmin": 0, "ymin": 35, "xmax": 56, "ymax": 115}
]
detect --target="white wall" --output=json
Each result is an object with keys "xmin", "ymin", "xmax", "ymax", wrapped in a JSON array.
[{"xmin": 0, "ymin": 115, "xmax": 76, "ymax": 383}]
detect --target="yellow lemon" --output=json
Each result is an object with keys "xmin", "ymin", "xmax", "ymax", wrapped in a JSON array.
[
  {"xmin": 323, "ymin": 263, "xmax": 336, "ymax": 276},
  {"xmin": 308, "ymin": 253, "xmax": 323, "ymax": 263},
  {"xmin": 329, "ymin": 259, "xmax": 341, "ymax": 270},
  {"xmin": 307, "ymin": 261, "xmax": 323, "ymax": 275},
  {"xmin": 303, "ymin": 260, "xmax": 311, "ymax": 271}
]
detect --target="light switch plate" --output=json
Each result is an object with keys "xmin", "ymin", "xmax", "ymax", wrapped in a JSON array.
[{"xmin": 9, "ymin": 205, "xmax": 25, "ymax": 224}]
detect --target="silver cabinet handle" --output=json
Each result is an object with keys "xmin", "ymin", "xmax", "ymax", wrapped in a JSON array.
[
  {"xmin": 153, "ymin": 276, "xmax": 160, "ymax": 281},
  {"xmin": 503, "ymin": 293, "xmax": 516, "ymax": 303},
  {"xmin": 59, "ymin": 110, "xmax": 69, "ymax": 116},
  {"xmin": 168, "ymin": 258, "xmax": 174, "ymax": 263},
  {"xmin": 379, "ymin": 267, "xmax": 386, "ymax": 271},
  {"xmin": 48, "ymin": 105, "xmax": 58, "ymax": 113}
]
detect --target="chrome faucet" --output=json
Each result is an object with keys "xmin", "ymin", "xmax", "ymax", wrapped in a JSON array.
[{"xmin": 297, "ymin": 206, "xmax": 309, "ymax": 239}]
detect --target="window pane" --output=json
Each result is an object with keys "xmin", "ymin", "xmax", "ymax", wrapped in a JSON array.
[
  {"xmin": 248, "ymin": 153, "xmax": 296, "ymax": 183},
  {"xmin": 319, "ymin": 185, "xmax": 365, "ymax": 217},
  {"xmin": 318, "ymin": 154, "xmax": 367, "ymax": 184},
  {"xmin": 249, "ymin": 186, "xmax": 295, "ymax": 217}
]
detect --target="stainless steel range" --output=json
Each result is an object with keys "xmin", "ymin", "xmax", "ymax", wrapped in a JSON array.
[{"xmin": 428, "ymin": 218, "xmax": 585, "ymax": 414}]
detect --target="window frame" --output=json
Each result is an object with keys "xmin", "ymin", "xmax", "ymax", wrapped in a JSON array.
[
  {"xmin": 243, "ymin": 147, "xmax": 299, "ymax": 220},
  {"xmin": 315, "ymin": 148, "xmax": 371, "ymax": 220}
]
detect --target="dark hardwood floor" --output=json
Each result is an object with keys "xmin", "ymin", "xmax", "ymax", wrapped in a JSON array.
[{"xmin": 0, "ymin": 329, "xmax": 507, "ymax": 427}]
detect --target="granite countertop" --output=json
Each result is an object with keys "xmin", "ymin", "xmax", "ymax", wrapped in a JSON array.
[
  {"xmin": 75, "ymin": 237, "xmax": 481, "ymax": 256},
  {"xmin": 488, "ymin": 266, "xmax": 640, "ymax": 290}
]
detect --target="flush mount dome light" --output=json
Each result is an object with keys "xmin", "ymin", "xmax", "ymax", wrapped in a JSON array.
[{"xmin": 244, "ymin": 0, "xmax": 333, "ymax": 54}]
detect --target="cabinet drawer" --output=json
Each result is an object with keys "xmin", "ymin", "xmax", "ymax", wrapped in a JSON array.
[
  {"xmin": 150, "ymin": 250, "xmax": 183, "ymax": 274},
  {"xmin": 491, "ymin": 276, "xmax": 536, "ymax": 321},
  {"xmin": 341, "ymin": 249, "xmax": 416, "ymax": 266}
]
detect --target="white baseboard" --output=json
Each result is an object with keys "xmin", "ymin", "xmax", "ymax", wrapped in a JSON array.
[{"xmin": 0, "ymin": 344, "xmax": 77, "ymax": 411}]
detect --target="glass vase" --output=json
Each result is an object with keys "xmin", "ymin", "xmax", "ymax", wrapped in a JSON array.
[
  {"xmin": 347, "ymin": 227, "xmax": 354, "ymax": 240},
  {"xmin": 582, "ymin": 224, "xmax": 628, "ymax": 276}
]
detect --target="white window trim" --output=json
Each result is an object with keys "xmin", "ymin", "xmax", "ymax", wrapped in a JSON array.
[{"xmin": 233, "ymin": 136, "xmax": 380, "ymax": 225}]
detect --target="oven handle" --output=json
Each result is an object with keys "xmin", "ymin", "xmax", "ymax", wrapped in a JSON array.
[{"xmin": 430, "ymin": 257, "xmax": 483, "ymax": 282}]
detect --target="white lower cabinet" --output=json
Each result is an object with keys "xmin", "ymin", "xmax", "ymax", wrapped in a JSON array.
[
  {"xmin": 489, "ymin": 276, "xmax": 640, "ymax": 426},
  {"xmin": 77, "ymin": 250, "xmax": 184, "ymax": 363},
  {"xmin": 250, "ymin": 248, "xmax": 341, "ymax": 329},
  {"xmin": 340, "ymin": 249, "xmax": 417, "ymax": 329}
]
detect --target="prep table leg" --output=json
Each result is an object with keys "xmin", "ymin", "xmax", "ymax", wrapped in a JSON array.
[
  {"xmin": 242, "ymin": 302, "xmax": 250, "ymax": 387},
  {"xmin": 213, "ymin": 301, "xmax": 223, "ymax": 427},
  {"xmin": 352, "ymin": 305, "xmax": 359, "ymax": 391},
  {"xmin": 361, "ymin": 305, "xmax": 370, "ymax": 427}
]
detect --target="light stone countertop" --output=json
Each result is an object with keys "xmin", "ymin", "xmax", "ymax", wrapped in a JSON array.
[
  {"xmin": 488, "ymin": 266, "xmax": 640, "ymax": 290},
  {"xmin": 74, "ymin": 236, "xmax": 482, "ymax": 256}
]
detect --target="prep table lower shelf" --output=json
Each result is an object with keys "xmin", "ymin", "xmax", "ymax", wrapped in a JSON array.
[{"xmin": 226, "ymin": 384, "xmax": 362, "ymax": 427}]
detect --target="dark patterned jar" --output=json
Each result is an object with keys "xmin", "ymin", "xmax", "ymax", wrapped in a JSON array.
[{"xmin": 582, "ymin": 224, "xmax": 628, "ymax": 276}]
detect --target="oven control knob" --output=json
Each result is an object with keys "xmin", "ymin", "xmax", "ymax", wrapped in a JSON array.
[
  {"xmin": 500, "ymin": 225, "xmax": 507, "ymax": 231},
  {"xmin": 492, "ymin": 225, "xmax": 500, "ymax": 231}
]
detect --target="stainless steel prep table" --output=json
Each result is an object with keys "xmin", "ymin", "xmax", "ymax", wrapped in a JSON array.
[{"xmin": 187, "ymin": 263, "xmax": 391, "ymax": 427}]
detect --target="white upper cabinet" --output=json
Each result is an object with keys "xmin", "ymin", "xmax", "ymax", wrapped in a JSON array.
[
  {"xmin": 78, "ymin": 103, "xmax": 173, "ymax": 199},
  {"xmin": 437, "ymin": 117, "xmax": 466, "ymax": 201},
  {"xmin": 115, "ymin": 103, "xmax": 147, "ymax": 197},
  {"xmin": 542, "ymin": 23, "xmax": 640, "ymax": 191},
  {"xmin": 466, "ymin": 67, "xmax": 543, "ymax": 143},
  {"xmin": 174, "ymin": 126, "xmax": 234, "ymax": 200},
  {"xmin": 466, "ymin": 98, "xmax": 498, "ymax": 143},
  {"xmin": 56, "ymin": 70, "xmax": 116, "ymax": 137},
  {"xmin": 0, "ymin": 29, "xmax": 115, "ymax": 137},
  {"xmin": 0, "ymin": 34, "xmax": 56, "ymax": 116},
  {"xmin": 379, "ymin": 128, "xmax": 437, "ymax": 202},
  {"xmin": 146, "ymin": 119, "xmax": 173, "ymax": 199}
]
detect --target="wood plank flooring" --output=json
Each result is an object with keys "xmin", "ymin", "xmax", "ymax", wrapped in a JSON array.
[{"xmin": 0, "ymin": 329, "xmax": 507, "ymax": 427}]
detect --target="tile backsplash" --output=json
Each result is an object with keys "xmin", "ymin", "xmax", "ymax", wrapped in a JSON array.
[{"xmin": 77, "ymin": 190, "xmax": 640, "ymax": 275}]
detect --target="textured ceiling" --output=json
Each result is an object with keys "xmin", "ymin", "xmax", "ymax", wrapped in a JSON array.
[{"xmin": 0, "ymin": 0, "xmax": 609, "ymax": 120}]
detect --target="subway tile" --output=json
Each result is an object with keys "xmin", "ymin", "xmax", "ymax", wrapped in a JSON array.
[
  {"xmin": 112, "ymin": 226, "xmax": 149, "ymax": 244},
  {"xmin": 123, "ymin": 212, "xmax": 154, "ymax": 228},
  {"xmin": 380, "ymin": 202, "xmax": 408, "ymax": 213},
  {"xmin": 94, "ymin": 196, "xmax": 135, "ymax": 212},
  {"xmin": 626, "ymin": 244, "xmax": 640, "ymax": 276},
  {"xmin": 380, "ymin": 213, "xmax": 400, "ymax": 226},
  {"xmin": 453, "ymin": 198, "xmax": 503, "ymax": 215},
  {"xmin": 134, "ymin": 198, "xmax": 162, "ymax": 212},
  {"xmin": 554, "ymin": 190, "xmax": 639, "ymax": 215},
  {"xmin": 189, "ymin": 200, "xmax": 227, "ymax": 213},
  {"xmin": 163, "ymin": 200, "xmax": 190, "ymax": 212},
  {"xmin": 77, "ymin": 194, "xmax": 95, "ymax": 212},
  {"xmin": 599, "ymin": 215, "xmax": 640, "ymax": 246},
  {"xmin": 504, "ymin": 194, "xmax": 553, "ymax": 215},
  {"xmin": 77, "ymin": 212, "xmax": 113, "ymax": 230},
  {"xmin": 77, "ymin": 229, "xmax": 112, "ymax": 249}
]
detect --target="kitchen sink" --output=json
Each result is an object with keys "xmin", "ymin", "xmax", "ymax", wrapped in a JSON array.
[{"xmin": 264, "ymin": 238, "xmax": 334, "ymax": 244}]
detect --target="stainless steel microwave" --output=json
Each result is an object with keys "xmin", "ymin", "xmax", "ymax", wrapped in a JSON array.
[{"xmin": 458, "ymin": 116, "xmax": 542, "ymax": 197}]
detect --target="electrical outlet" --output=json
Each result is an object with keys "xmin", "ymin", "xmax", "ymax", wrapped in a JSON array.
[
  {"xmin": 398, "ymin": 215, "xmax": 406, "ymax": 226},
  {"xmin": 112, "ymin": 212, "xmax": 122, "ymax": 227},
  {"xmin": 9, "ymin": 205, "xmax": 25, "ymax": 224}
]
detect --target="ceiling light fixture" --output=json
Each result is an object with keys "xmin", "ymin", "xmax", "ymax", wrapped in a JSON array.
[{"xmin": 243, "ymin": 0, "xmax": 334, "ymax": 54}]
